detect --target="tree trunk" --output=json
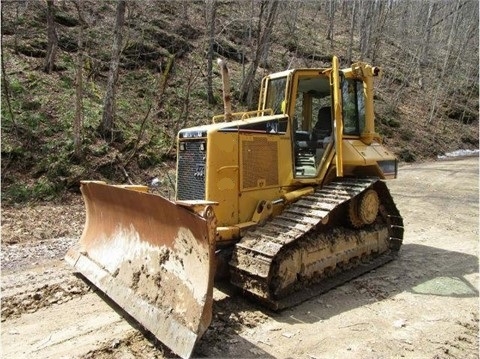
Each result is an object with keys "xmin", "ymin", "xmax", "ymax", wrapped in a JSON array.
[
  {"xmin": 13, "ymin": 1, "xmax": 20, "ymax": 54},
  {"xmin": 158, "ymin": 55, "xmax": 174, "ymax": 112},
  {"xmin": 206, "ymin": 0, "xmax": 216, "ymax": 105},
  {"xmin": 418, "ymin": 1, "xmax": 435, "ymax": 89},
  {"xmin": 359, "ymin": 0, "xmax": 368, "ymax": 60},
  {"xmin": 428, "ymin": 0, "xmax": 461, "ymax": 124},
  {"xmin": 346, "ymin": 0, "xmax": 356, "ymax": 64},
  {"xmin": 359, "ymin": 0, "xmax": 377, "ymax": 60},
  {"xmin": 1, "ymin": 9, "xmax": 16, "ymax": 131},
  {"xmin": 99, "ymin": 0, "xmax": 126, "ymax": 141},
  {"xmin": 73, "ymin": 0, "xmax": 86, "ymax": 157},
  {"xmin": 44, "ymin": 0, "xmax": 58, "ymax": 73},
  {"xmin": 241, "ymin": 0, "xmax": 256, "ymax": 82},
  {"xmin": 239, "ymin": 0, "xmax": 279, "ymax": 107},
  {"xmin": 370, "ymin": 0, "xmax": 388, "ymax": 63},
  {"xmin": 326, "ymin": 0, "xmax": 335, "ymax": 48}
]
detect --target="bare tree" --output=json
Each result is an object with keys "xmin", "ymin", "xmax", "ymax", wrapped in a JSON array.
[
  {"xmin": 358, "ymin": 0, "xmax": 367, "ymax": 60},
  {"xmin": 1, "ymin": 8, "xmax": 16, "ymax": 131},
  {"xmin": 73, "ymin": 0, "xmax": 87, "ymax": 157},
  {"xmin": 162, "ymin": 65, "xmax": 201, "ymax": 155},
  {"xmin": 417, "ymin": 1, "xmax": 435, "ymax": 89},
  {"xmin": 239, "ymin": 0, "xmax": 279, "ymax": 107},
  {"xmin": 205, "ymin": 0, "xmax": 217, "ymax": 105},
  {"xmin": 157, "ymin": 55, "xmax": 174, "ymax": 113},
  {"xmin": 326, "ymin": 0, "xmax": 335, "ymax": 48},
  {"xmin": 12, "ymin": 1, "xmax": 21, "ymax": 54},
  {"xmin": 428, "ymin": 0, "xmax": 462, "ymax": 124},
  {"xmin": 346, "ymin": 0, "xmax": 356, "ymax": 64},
  {"xmin": 369, "ymin": 0, "xmax": 389, "ymax": 63},
  {"xmin": 44, "ymin": 0, "xmax": 58, "ymax": 73},
  {"xmin": 99, "ymin": 0, "xmax": 126, "ymax": 141}
]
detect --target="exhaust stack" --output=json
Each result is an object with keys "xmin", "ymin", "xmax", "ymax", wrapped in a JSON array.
[{"xmin": 217, "ymin": 58, "xmax": 232, "ymax": 122}]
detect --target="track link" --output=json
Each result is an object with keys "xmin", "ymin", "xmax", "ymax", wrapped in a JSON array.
[{"xmin": 229, "ymin": 178, "xmax": 403, "ymax": 310}]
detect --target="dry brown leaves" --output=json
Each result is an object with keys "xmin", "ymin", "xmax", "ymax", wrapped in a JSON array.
[{"xmin": 1, "ymin": 196, "xmax": 85, "ymax": 245}]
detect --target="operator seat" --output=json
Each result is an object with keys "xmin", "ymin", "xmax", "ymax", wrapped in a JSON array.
[{"xmin": 313, "ymin": 107, "xmax": 332, "ymax": 140}]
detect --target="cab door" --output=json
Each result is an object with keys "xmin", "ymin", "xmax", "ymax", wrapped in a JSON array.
[{"xmin": 331, "ymin": 56, "xmax": 344, "ymax": 177}]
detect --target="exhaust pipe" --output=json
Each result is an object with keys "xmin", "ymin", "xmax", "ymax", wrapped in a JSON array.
[{"xmin": 217, "ymin": 58, "xmax": 232, "ymax": 122}]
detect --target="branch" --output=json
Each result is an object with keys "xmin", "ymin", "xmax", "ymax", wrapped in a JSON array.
[
  {"xmin": 118, "ymin": 163, "xmax": 133, "ymax": 185},
  {"xmin": 431, "ymin": 1, "xmax": 468, "ymax": 29},
  {"xmin": 158, "ymin": 54, "xmax": 174, "ymax": 111},
  {"xmin": 124, "ymin": 103, "xmax": 152, "ymax": 166}
]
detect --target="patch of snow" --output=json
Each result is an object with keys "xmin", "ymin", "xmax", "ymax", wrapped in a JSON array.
[{"xmin": 437, "ymin": 149, "xmax": 479, "ymax": 159}]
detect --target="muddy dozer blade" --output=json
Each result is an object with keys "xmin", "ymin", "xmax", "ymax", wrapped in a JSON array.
[{"xmin": 65, "ymin": 181, "xmax": 216, "ymax": 359}]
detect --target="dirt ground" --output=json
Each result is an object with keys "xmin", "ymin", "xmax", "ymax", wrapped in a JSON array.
[{"xmin": 1, "ymin": 157, "xmax": 479, "ymax": 359}]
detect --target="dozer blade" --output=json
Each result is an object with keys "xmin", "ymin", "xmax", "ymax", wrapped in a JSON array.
[{"xmin": 65, "ymin": 181, "xmax": 216, "ymax": 359}]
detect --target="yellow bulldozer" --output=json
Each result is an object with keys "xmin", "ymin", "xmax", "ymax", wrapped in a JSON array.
[{"xmin": 66, "ymin": 56, "xmax": 403, "ymax": 358}]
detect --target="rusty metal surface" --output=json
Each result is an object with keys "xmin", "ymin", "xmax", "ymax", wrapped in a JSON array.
[
  {"xmin": 65, "ymin": 182, "xmax": 216, "ymax": 359},
  {"xmin": 229, "ymin": 178, "xmax": 404, "ymax": 309}
]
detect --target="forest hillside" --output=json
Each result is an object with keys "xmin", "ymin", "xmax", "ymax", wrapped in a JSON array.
[{"xmin": 1, "ymin": 0, "xmax": 478, "ymax": 204}]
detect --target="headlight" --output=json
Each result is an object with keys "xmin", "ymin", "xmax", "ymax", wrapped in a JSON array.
[{"xmin": 378, "ymin": 160, "xmax": 397, "ymax": 178}]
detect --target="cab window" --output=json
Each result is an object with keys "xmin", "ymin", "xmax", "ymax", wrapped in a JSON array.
[
  {"xmin": 342, "ymin": 79, "xmax": 365, "ymax": 135},
  {"xmin": 265, "ymin": 77, "xmax": 287, "ymax": 115}
]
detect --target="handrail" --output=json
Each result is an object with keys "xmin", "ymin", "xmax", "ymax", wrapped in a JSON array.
[{"xmin": 211, "ymin": 108, "xmax": 274, "ymax": 123}]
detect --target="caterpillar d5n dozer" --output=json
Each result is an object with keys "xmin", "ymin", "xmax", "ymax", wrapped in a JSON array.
[{"xmin": 66, "ymin": 56, "xmax": 403, "ymax": 358}]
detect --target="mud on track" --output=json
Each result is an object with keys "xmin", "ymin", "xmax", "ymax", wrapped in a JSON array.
[{"xmin": 1, "ymin": 157, "xmax": 478, "ymax": 359}]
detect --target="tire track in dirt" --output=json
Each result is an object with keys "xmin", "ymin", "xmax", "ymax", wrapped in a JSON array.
[
  {"xmin": 1, "ymin": 270, "xmax": 90, "ymax": 321},
  {"xmin": 1, "ymin": 242, "xmax": 144, "ymax": 358},
  {"xmin": 2, "ymin": 291, "xmax": 136, "ymax": 359},
  {"xmin": 1, "ymin": 237, "xmax": 91, "ymax": 320}
]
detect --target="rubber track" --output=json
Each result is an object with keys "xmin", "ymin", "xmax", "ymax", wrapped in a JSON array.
[{"xmin": 229, "ymin": 178, "xmax": 404, "ymax": 310}]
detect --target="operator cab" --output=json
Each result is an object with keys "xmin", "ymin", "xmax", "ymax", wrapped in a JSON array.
[
  {"xmin": 260, "ymin": 70, "xmax": 335, "ymax": 179},
  {"xmin": 260, "ymin": 62, "xmax": 373, "ymax": 182}
]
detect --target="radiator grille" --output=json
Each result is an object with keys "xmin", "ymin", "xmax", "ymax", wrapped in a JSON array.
[
  {"xmin": 242, "ymin": 137, "xmax": 278, "ymax": 189},
  {"xmin": 177, "ymin": 140, "xmax": 206, "ymax": 200}
]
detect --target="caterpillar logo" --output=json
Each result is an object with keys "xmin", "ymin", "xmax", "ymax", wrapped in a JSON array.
[{"xmin": 194, "ymin": 164, "xmax": 205, "ymax": 178}]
